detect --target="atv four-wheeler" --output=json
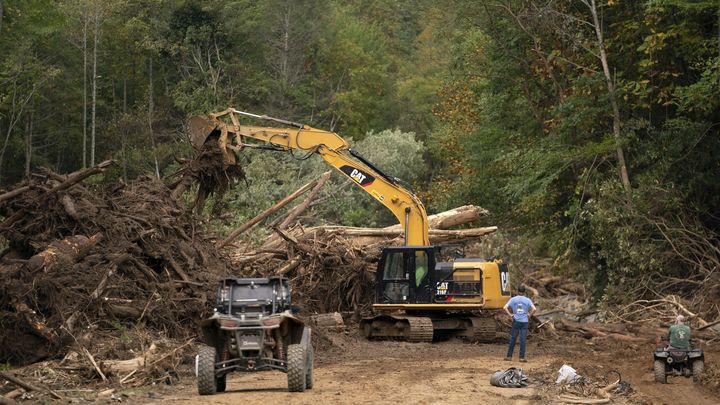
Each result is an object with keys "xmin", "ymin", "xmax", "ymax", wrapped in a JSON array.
[
  {"xmin": 196, "ymin": 276, "xmax": 313, "ymax": 394},
  {"xmin": 653, "ymin": 347, "xmax": 704, "ymax": 383}
]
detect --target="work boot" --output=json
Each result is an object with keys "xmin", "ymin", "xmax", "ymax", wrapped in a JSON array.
[
  {"xmin": 504, "ymin": 357, "xmax": 511, "ymax": 361},
  {"xmin": 519, "ymin": 358, "xmax": 527, "ymax": 363}
]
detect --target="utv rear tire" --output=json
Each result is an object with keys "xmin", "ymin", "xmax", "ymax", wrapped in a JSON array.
[
  {"xmin": 216, "ymin": 375, "xmax": 227, "ymax": 392},
  {"xmin": 654, "ymin": 360, "xmax": 667, "ymax": 384},
  {"xmin": 305, "ymin": 345, "xmax": 314, "ymax": 389},
  {"xmin": 287, "ymin": 344, "xmax": 306, "ymax": 392},
  {"xmin": 197, "ymin": 345, "xmax": 217, "ymax": 395},
  {"xmin": 693, "ymin": 359, "xmax": 704, "ymax": 382}
]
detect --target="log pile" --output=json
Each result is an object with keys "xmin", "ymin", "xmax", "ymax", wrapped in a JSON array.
[
  {"xmin": 550, "ymin": 318, "xmax": 719, "ymax": 344},
  {"xmin": 225, "ymin": 184, "xmax": 497, "ymax": 313}
]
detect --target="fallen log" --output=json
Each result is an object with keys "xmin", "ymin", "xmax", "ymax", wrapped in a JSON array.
[
  {"xmin": 0, "ymin": 186, "xmax": 30, "ymax": 204},
  {"xmin": 554, "ymin": 319, "xmax": 652, "ymax": 342},
  {"xmin": 217, "ymin": 176, "xmax": 321, "ymax": 248},
  {"xmin": 0, "ymin": 372, "xmax": 63, "ymax": 400},
  {"xmin": 26, "ymin": 233, "xmax": 103, "ymax": 272},
  {"xmin": 316, "ymin": 225, "xmax": 498, "ymax": 248},
  {"xmin": 384, "ymin": 205, "xmax": 489, "ymax": 231},
  {"xmin": 310, "ymin": 312, "xmax": 345, "ymax": 332},
  {"xmin": 46, "ymin": 160, "xmax": 115, "ymax": 196},
  {"xmin": 103, "ymin": 343, "xmax": 158, "ymax": 374},
  {"xmin": 278, "ymin": 171, "xmax": 332, "ymax": 230}
]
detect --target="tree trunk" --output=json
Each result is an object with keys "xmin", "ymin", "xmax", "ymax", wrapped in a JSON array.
[
  {"xmin": 90, "ymin": 7, "xmax": 99, "ymax": 167},
  {"xmin": 24, "ymin": 108, "xmax": 33, "ymax": 177},
  {"xmin": 0, "ymin": 82, "xmax": 37, "ymax": 183},
  {"xmin": 121, "ymin": 126, "xmax": 128, "ymax": 182},
  {"xmin": 148, "ymin": 55, "xmax": 160, "ymax": 178},
  {"xmin": 217, "ymin": 178, "xmax": 320, "ymax": 248},
  {"xmin": 122, "ymin": 74, "xmax": 127, "ymax": 113},
  {"xmin": 588, "ymin": 0, "xmax": 632, "ymax": 204},
  {"xmin": 82, "ymin": 6, "xmax": 88, "ymax": 168},
  {"xmin": 277, "ymin": 171, "xmax": 332, "ymax": 229}
]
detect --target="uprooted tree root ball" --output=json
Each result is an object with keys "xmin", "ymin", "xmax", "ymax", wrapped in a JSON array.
[{"xmin": 168, "ymin": 135, "xmax": 246, "ymax": 214}]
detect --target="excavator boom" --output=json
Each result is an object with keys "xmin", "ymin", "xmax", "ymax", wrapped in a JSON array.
[{"xmin": 188, "ymin": 108, "xmax": 429, "ymax": 246}]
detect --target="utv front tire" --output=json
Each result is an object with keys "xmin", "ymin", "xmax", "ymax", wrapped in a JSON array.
[
  {"xmin": 654, "ymin": 360, "xmax": 667, "ymax": 384},
  {"xmin": 287, "ymin": 344, "xmax": 307, "ymax": 392},
  {"xmin": 305, "ymin": 345, "xmax": 314, "ymax": 389},
  {"xmin": 693, "ymin": 359, "xmax": 704, "ymax": 383},
  {"xmin": 197, "ymin": 345, "xmax": 217, "ymax": 395}
]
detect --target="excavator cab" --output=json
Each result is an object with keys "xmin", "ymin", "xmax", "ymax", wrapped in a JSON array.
[
  {"xmin": 376, "ymin": 247, "xmax": 436, "ymax": 305},
  {"xmin": 375, "ymin": 246, "xmax": 506, "ymax": 306}
]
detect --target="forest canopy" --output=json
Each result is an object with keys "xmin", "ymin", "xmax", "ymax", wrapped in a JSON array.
[{"xmin": 1, "ymin": 0, "xmax": 719, "ymax": 307}]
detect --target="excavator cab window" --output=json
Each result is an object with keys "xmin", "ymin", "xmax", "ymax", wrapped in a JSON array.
[
  {"xmin": 414, "ymin": 251, "xmax": 428, "ymax": 287},
  {"xmin": 381, "ymin": 251, "xmax": 409, "ymax": 303}
]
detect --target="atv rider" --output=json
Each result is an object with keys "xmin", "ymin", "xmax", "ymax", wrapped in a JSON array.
[{"xmin": 667, "ymin": 314, "xmax": 692, "ymax": 350}]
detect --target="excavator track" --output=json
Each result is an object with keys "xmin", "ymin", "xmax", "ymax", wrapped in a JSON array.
[
  {"xmin": 360, "ymin": 315, "xmax": 434, "ymax": 342},
  {"xmin": 406, "ymin": 317, "xmax": 434, "ymax": 343},
  {"xmin": 469, "ymin": 316, "xmax": 497, "ymax": 343}
]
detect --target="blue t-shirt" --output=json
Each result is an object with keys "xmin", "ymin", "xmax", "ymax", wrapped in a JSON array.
[{"xmin": 507, "ymin": 295, "xmax": 533, "ymax": 323}]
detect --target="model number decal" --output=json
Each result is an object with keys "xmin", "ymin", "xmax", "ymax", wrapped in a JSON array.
[{"xmin": 436, "ymin": 282, "xmax": 448, "ymax": 295}]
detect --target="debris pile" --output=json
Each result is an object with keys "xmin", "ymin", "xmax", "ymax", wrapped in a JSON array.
[{"xmin": 0, "ymin": 161, "xmax": 233, "ymax": 367}]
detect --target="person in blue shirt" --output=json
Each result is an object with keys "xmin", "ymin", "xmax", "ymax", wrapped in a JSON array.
[{"xmin": 503, "ymin": 285, "xmax": 536, "ymax": 362}]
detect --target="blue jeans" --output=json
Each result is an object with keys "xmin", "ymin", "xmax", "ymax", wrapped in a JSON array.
[{"xmin": 506, "ymin": 320, "xmax": 528, "ymax": 359}]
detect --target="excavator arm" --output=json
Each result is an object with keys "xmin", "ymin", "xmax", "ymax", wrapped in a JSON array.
[{"xmin": 188, "ymin": 108, "xmax": 430, "ymax": 246}]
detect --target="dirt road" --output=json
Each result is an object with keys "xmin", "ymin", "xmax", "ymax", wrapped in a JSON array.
[{"xmin": 134, "ymin": 335, "xmax": 719, "ymax": 405}]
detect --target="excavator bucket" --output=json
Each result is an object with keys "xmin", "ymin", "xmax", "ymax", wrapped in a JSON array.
[
  {"xmin": 187, "ymin": 115, "xmax": 218, "ymax": 151},
  {"xmin": 186, "ymin": 115, "xmax": 237, "ymax": 166}
]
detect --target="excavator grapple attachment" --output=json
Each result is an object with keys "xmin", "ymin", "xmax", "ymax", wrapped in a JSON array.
[
  {"xmin": 186, "ymin": 114, "xmax": 237, "ymax": 166},
  {"xmin": 187, "ymin": 115, "xmax": 217, "ymax": 151}
]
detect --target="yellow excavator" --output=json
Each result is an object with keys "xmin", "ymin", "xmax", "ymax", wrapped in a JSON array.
[{"xmin": 188, "ymin": 108, "xmax": 511, "ymax": 342}]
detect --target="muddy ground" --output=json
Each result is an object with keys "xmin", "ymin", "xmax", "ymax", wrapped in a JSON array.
[{"xmin": 114, "ymin": 331, "xmax": 719, "ymax": 405}]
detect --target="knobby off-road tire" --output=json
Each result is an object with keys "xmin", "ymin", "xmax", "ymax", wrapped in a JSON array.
[
  {"xmin": 216, "ymin": 375, "xmax": 227, "ymax": 392},
  {"xmin": 287, "ymin": 344, "xmax": 307, "ymax": 392},
  {"xmin": 305, "ymin": 345, "xmax": 314, "ymax": 389},
  {"xmin": 197, "ymin": 345, "xmax": 218, "ymax": 395},
  {"xmin": 653, "ymin": 360, "xmax": 667, "ymax": 384},
  {"xmin": 692, "ymin": 359, "xmax": 704, "ymax": 383}
]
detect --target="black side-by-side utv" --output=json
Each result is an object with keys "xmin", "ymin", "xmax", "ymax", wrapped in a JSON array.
[{"xmin": 196, "ymin": 276, "xmax": 313, "ymax": 394}]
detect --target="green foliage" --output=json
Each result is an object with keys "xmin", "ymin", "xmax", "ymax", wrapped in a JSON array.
[
  {"xmin": 112, "ymin": 320, "xmax": 132, "ymax": 345},
  {"xmin": 423, "ymin": 0, "xmax": 720, "ymax": 305}
]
